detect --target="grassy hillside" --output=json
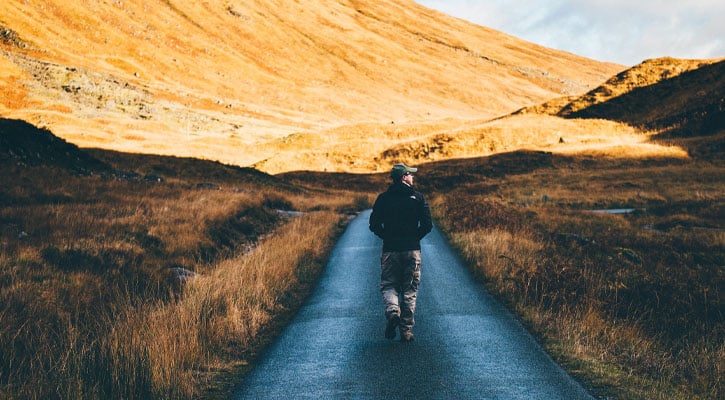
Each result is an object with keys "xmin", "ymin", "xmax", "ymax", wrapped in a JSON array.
[
  {"xmin": 4, "ymin": 2, "xmax": 719, "ymax": 175},
  {"xmin": 514, "ymin": 57, "xmax": 724, "ymax": 157},
  {"xmin": 0, "ymin": 119, "xmax": 367, "ymax": 399},
  {"xmin": 427, "ymin": 154, "xmax": 723, "ymax": 400},
  {"xmin": 254, "ymin": 56, "xmax": 721, "ymax": 174},
  {"xmin": 564, "ymin": 59, "xmax": 724, "ymax": 138},
  {"xmin": 0, "ymin": 0, "xmax": 622, "ymax": 172}
]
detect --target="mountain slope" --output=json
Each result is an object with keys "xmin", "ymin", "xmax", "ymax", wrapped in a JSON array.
[
  {"xmin": 516, "ymin": 57, "xmax": 724, "ymax": 133},
  {"xmin": 350, "ymin": 58, "xmax": 725, "ymax": 168},
  {"xmin": 564, "ymin": 59, "xmax": 724, "ymax": 138},
  {"xmin": 0, "ymin": 0, "xmax": 623, "ymax": 170},
  {"xmin": 509, "ymin": 57, "xmax": 724, "ymax": 158}
]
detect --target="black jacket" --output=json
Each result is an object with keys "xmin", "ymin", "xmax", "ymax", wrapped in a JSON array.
[{"xmin": 369, "ymin": 182, "xmax": 432, "ymax": 252}]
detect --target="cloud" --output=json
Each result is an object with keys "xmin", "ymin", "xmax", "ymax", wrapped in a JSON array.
[{"xmin": 416, "ymin": 0, "xmax": 725, "ymax": 65}]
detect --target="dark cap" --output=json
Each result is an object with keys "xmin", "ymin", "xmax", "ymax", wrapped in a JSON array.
[{"xmin": 390, "ymin": 163, "xmax": 417, "ymax": 180}]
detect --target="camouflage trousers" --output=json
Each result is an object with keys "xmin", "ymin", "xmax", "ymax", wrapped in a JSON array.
[{"xmin": 380, "ymin": 250, "xmax": 422, "ymax": 333}]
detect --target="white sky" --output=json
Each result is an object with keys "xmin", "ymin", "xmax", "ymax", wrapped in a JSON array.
[{"xmin": 415, "ymin": 0, "xmax": 725, "ymax": 65}]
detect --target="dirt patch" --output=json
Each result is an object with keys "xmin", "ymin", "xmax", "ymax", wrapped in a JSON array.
[{"xmin": 0, "ymin": 73, "xmax": 30, "ymax": 110}]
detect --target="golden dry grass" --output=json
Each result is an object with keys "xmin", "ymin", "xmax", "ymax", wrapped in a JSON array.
[
  {"xmin": 103, "ymin": 211, "xmax": 342, "ymax": 399},
  {"xmin": 524, "ymin": 57, "xmax": 721, "ymax": 117},
  {"xmin": 3, "ymin": 1, "xmax": 715, "ymax": 178},
  {"xmin": 429, "ymin": 156, "xmax": 724, "ymax": 400},
  {"xmin": 0, "ymin": 0, "xmax": 624, "ymax": 173},
  {"xmin": 250, "ymin": 115, "xmax": 691, "ymax": 174},
  {"xmin": 0, "ymin": 155, "xmax": 356, "ymax": 399}
]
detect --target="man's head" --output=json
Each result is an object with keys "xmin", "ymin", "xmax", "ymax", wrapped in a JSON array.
[{"xmin": 390, "ymin": 163, "xmax": 417, "ymax": 184}]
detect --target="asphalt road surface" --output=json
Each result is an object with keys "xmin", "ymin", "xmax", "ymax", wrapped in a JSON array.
[{"xmin": 232, "ymin": 210, "xmax": 593, "ymax": 399}]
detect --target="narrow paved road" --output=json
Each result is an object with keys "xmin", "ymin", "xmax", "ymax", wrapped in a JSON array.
[{"xmin": 232, "ymin": 210, "xmax": 593, "ymax": 399}]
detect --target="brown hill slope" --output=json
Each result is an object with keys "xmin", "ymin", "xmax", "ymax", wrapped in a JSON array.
[
  {"xmin": 310, "ymin": 58, "xmax": 725, "ymax": 170},
  {"xmin": 564, "ymin": 59, "xmax": 724, "ymax": 137},
  {"xmin": 517, "ymin": 58, "xmax": 724, "ymax": 130},
  {"xmin": 386, "ymin": 57, "xmax": 724, "ymax": 164},
  {"xmin": 0, "ymin": 0, "xmax": 622, "ymax": 170},
  {"xmin": 512, "ymin": 57, "xmax": 724, "ymax": 158}
]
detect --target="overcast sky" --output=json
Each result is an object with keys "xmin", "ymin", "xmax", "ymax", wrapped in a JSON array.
[{"xmin": 416, "ymin": 0, "xmax": 724, "ymax": 66}]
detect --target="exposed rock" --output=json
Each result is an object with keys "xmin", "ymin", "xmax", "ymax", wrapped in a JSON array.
[
  {"xmin": 0, "ymin": 25, "xmax": 29, "ymax": 48},
  {"xmin": 169, "ymin": 267, "xmax": 197, "ymax": 281},
  {"xmin": 143, "ymin": 173, "xmax": 164, "ymax": 183}
]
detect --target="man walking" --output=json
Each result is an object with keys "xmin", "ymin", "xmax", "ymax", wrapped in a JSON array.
[{"xmin": 369, "ymin": 163, "xmax": 432, "ymax": 342}]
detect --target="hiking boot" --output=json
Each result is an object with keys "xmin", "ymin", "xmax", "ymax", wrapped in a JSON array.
[
  {"xmin": 400, "ymin": 330, "xmax": 414, "ymax": 342},
  {"xmin": 385, "ymin": 314, "xmax": 400, "ymax": 339}
]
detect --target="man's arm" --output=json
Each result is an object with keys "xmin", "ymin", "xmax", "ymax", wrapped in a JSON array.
[
  {"xmin": 369, "ymin": 195, "xmax": 386, "ymax": 239},
  {"xmin": 417, "ymin": 194, "xmax": 433, "ymax": 239}
]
